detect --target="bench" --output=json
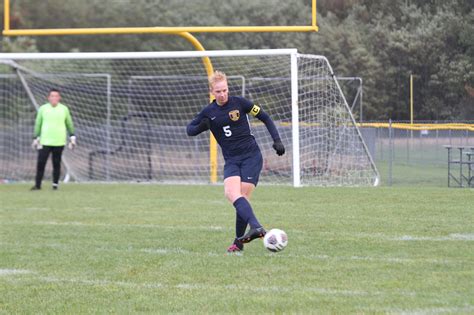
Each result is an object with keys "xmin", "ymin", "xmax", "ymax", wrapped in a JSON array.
[{"xmin": 444, "ymin": 145, "xmax": 474, "ymax": 188}]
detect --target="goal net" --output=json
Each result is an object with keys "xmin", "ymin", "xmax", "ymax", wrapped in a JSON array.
[{"xmin": 0, "ymin": 49, "xmax": 379, "ymax": 186}]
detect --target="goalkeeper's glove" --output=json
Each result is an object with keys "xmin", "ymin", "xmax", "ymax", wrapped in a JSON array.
[
  {"xmin": 199, "ymin": 117, "xmax": 211, "ymax": 132},
  {"xmin": 68, "ymin": 135, "xmax": 77, "ymax": 150},
  {"xmin": 272, "ymin": 139, "xmax": 285, "ymax": 156},
  {"xmin": 31, "ymin": 137, "xmax": 42, "ymax": 150}
]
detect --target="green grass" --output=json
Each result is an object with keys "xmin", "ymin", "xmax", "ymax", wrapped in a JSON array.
[
  {"xmin": 374, "ymin": 139, "xmax": 454, "ymax": 187},
  {"xmin": 1, "ymin": 184, "xmax": 473, "ymax": 313},
  {"xmin": 376, "ymin": 162, "xmax": 449, "ymax": 187}
]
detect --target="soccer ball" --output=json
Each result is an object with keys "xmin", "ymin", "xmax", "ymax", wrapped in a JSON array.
[{"xmin": 263, "ymin": 229, "xmax": 288, "ymax": 252}]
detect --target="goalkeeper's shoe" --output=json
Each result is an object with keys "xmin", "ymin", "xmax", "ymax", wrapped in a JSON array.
[
  {"xmin": 237, "ymin": 227, "xmax": 266, "ymax": 244},
  {"xmin": 30, "ymin": 186, "xmax": 41, "ymax": 191}
]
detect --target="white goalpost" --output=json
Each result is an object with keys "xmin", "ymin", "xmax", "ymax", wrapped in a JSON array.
[{"xmin": 0, "ymin": 49, "xmax": 379, "ymax": 186}]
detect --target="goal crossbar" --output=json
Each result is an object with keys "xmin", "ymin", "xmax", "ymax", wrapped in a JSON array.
[{"xmin": 0, "ymin": 49, "xmax": 300, "ymax": 60}]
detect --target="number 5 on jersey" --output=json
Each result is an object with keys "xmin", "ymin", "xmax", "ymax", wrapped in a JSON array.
[{"xmin": 223, "ymin": 125, "xmax": 232, "ymax": 137}]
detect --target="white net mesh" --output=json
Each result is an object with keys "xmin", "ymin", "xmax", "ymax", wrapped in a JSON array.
[
  {"xmin": 0, "ymin": 50, "xmax": 379, "ymax": 186},
  {"xmin": 0, "ymin": 74, "xmax": 36, "ymax": 181}
]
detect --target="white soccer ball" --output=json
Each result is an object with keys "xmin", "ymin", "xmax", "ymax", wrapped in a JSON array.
[{"xmin": 263, "ymin": 228, "xmax": 288, "ymax": 252}]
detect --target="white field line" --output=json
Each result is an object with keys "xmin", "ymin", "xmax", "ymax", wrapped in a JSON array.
[
  {"xmin": 315, "ymin": 231, "xmax": 474, "ymax": 242},
  {"xmin": 39, "ymin": 276, "xmax": 164, "ymax": 289},
  {"xmin": 11, "ymin": 275, "xmax": 415, "ymax": 297},
  {"xmin": 272, "ymin": 253, "xmax": 465, "ymax": 265},
  {"xmin": 0, "ymin": 242, "xmax": 66, "ymax": 249},
  {"xmin": 140, "ymin": 248, "xmax": 190, "ymax": 255},
  {"xmin": 278, "ymin": 211, "xmax": 469, "ymax": 224},
  {"xmin": 77, "ymin": 245, "xmax": 468, "ymax": 265},
  {"xmin": 21, "ymin": 207, "xmax": 50, "ymax": 212},
  {"xmin": 0, "ymin": 220, "xmax": 229, "ymax": 231},
  {"xmin": 0, "ymin": 240, "xmax": 467, "ymax": 265},
  {"xmin": 371, "ymin": 305, "xmax": 474, "ymax": 314},
  {"xmin": 0, "ymin": 269, "xmax": 32, "ymax": 276},
  {"xmin": 3, "ymin": 221, "xmax": 473, "ymax": 242},
  {"xmin": 391, "ymin": 233, "xmax": 474, "ymax": 241},
  {"xmin": 302, "ymin": 254, "xmax": 455, "ymax": 265},
  {"xmin": 98, "ymin": 247, "xmax": 468, "ymax": 265}
]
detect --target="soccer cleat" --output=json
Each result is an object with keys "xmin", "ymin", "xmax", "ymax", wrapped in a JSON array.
[
  {"xmin": 237, "ymin": 227, "xmax": 266, "ymax": 244},
  {"xmin": 227, "ymin": 244, "xmax": 242, "ymax": 253},
  {"xmin": 227, "ymin": 239, "xmax": 244, "ymax": 252},
  {"xmin": 30, "ymin": 186, "xmax": 41, "ymax": 191},
  {"xmin": 52, "ymin": 184, "xmax": 58, "ymax": 190}
]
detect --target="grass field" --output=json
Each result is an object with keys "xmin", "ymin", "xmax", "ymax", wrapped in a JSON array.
[
  {"xmin": 1, "ymin": 184, "xmax": 473, "ymax": 313},
  {"xmin": 376, "ymin": 163, "xmax": 449, "ymax": 187}
]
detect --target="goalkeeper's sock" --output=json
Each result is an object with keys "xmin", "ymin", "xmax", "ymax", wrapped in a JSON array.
[
  {"xmin": 235, "ymin": 212, "xmax": 247, "ymax": 238},
  {"xmin": 233, "ymin": 197, "xmax": 261, "ymax": 229}
]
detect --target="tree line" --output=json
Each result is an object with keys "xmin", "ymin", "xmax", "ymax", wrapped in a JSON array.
[{"xmin": 1, "ymin": 0, "xmax": 473, "ymax": 120}]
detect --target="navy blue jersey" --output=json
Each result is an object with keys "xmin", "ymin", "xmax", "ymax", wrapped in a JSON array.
[{"xmin": 187, "ymin": 96, "xmax": 281, "ymax": 160}]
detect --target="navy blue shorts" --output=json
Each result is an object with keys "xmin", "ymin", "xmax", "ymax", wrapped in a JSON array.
[{"xmin": 223, "ymin": 150, "xmax": 263, "ymax": 186}]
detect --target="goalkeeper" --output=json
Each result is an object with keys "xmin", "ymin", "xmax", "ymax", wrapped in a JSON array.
[
  {"xmin": 187, "ymin": 71, "xmax": 285, "ymax": 253},
  {"xmin": 31, "ymin": 88, "xmax": 76, "ymax": 190}
]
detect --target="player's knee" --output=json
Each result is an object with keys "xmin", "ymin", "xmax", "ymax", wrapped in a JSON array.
[
  {"xmin": 224, "ymin": 189, "xmax": 233, "ymax": 202},
  {"xmin": 242, "ymin": 191, "xmax": 252, "ymax": 200},
  {"xmin": 240, "ymin": 183, "xmax": 255, "ymax": 200},
  {"xmin": 224, "ymin": 188, "xmax": 241, "ymax": 203}
]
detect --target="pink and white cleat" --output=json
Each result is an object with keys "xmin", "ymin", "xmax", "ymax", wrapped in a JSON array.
[{"xmin": 227, "ymin": 240, "xmax": 244, "ymax": 253}]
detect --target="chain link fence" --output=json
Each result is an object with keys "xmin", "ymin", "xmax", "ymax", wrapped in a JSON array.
[{"xmin": 360, "ymin": 121, "xmax": 474, "ymax": 187}]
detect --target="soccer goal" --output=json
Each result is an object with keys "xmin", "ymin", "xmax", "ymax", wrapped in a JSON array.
[{"xmin": 0, "ymin": 49, "xmax": 379, "ymax": 186}]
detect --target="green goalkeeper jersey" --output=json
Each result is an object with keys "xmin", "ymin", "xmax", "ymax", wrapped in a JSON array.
[{"xmin": 34, "ymin": 103, "xmax": 75, "ymax": 146}]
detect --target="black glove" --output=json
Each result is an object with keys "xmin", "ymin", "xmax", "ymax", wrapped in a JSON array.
[
  {"xmin": 272, "ymin": 139, "xmax": 285, "ymax": 156},
  {"xmin": 199, "ymin": 117, "xmax": 211, "ymax": 131}
]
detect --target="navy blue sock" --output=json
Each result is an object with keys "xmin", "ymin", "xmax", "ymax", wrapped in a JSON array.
[
  {"xmin": 233, "ymin": 197, "xmax": 261, "ymax": 229},
  {"xmin": 235, "ymin": 212, "xmax": 247, "ymax": 238}
]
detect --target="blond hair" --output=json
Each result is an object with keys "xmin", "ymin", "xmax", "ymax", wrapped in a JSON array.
[{"xmin": 209, "ymin": 70, "xmax": 227, "ymax": 89}]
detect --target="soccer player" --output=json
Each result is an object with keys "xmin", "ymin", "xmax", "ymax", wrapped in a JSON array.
[
  {"xmin": 31, "ymin": 88, "xmax": 76, "ymax": 190},
  {"xmin": 186, "ymin": 71, "xmax": 285, "ymax": 252}
]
